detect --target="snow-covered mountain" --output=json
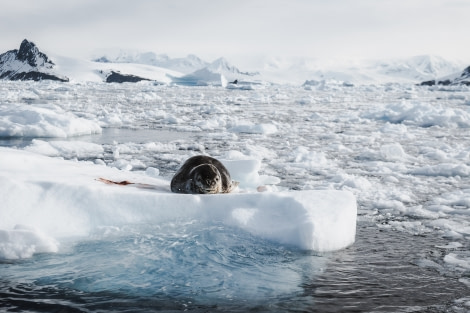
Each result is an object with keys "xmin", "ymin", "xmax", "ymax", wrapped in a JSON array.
[
  {"xmin": 370, "ymin": 55, "xmax": 464, "ymax": 81},
  {"xmin": 0, "ymin": 39, "xmax": 467, "ymax": 86},
  {"xmin": 51, "ymin": 54, "xmax": 183, "ymax": 84},
  {"xmin": 454, "ymin": 66, "xmax": 470, "ymax": 85},
  {"xmin": 0, "ymin": 39, "xmax": 69, "ymax": 82},
  {"xmin": 93, "ymin": 50, "xmax": 209, "ymax": 74},
  {"xmin": 257, "ymin": 55, "xmax": 465, "ymax": 85},
  {"xmin": 420, "ymin": 65, "xmax": 470, "ymax": 86}
]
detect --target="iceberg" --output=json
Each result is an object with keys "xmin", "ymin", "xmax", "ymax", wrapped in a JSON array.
[{"xmin": 0, "ymin": 148, "xmax": 357, "ymax": 259}]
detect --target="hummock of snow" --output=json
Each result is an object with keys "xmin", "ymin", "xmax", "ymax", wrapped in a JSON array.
[
  {"xmin": 0, "ymin": 103, "xmax": 102, "ymax": 138},
  {"xmin": 222, "ymin": 156, "xmax": 281, "ymax": 188},
  {"xmin": 0, "ymin": 148, "xmax": 357, "ymax": 259}
]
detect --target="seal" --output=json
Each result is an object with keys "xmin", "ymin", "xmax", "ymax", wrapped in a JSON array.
[{"xmin": 170, "ymin": 155, "xmax": 239, "ymax": 194}]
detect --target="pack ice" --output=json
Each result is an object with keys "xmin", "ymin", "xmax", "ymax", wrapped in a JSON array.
[{"xmin": 0, "ymin": 148, "xmax": 357, "ymax": 259}]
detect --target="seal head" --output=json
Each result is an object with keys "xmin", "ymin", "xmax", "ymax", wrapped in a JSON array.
[
  {"xmin": 171, "ymin": 155, "xmax": 239, "ymax": 194},
  {"xmin": 188, "ymin": 163, "xmax": 222, "ymax": 194}
]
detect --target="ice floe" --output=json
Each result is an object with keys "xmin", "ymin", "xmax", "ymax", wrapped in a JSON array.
[{"xmin": 0, "ymin": 147, "xmax": 357, "ymax": 259}]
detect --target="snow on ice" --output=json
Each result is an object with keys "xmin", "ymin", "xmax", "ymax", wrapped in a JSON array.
[
  {"xmin": 0, "ymin": 103, "xmax": 102, "ymax": 137},
  {"xmin": 0, "ymin": 147, "xmax": 357, "ymax": 259}
]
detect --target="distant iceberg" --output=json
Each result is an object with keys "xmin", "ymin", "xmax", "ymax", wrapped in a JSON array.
[{"xmin": 172, "ymin": 57, "xmax": 260, "ymax": 86}]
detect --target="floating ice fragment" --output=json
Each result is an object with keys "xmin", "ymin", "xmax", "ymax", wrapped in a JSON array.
[
  {"xmin": 444, "ymin": 253, "xmax": 470, "ymax": 270},
  {"xmin": 229, "ymin": 123, "xmax": 277, "ymax": 134},
  {"xmin": 435, "ymin": 242, "xmax": 463, "ymax": 249},
  {"xmin": 411, "ymin": 163, "xmax": 470, "ymax": 177},
  {"xmin": 145, "ymin": 167, "xmax": 160, "ymax": 177},
  {"xmin": 290, "ymin": 146, "xmax": 330, "ymax": 169},
  {"xmin": 380, "ymin": 143, "xmax": 407, "ymax": 161},
  {"xmin": 364, "ymin": 101, "xmax": 470, "ymax": 128},
  {"xmin": 0, "ymin": 104, "xmax": 102, "ymax": 138}
]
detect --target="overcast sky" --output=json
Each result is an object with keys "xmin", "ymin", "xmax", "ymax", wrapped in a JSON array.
[{"xmin": 1, "ymin": 0, "xmax": 469, "ymax": 65}]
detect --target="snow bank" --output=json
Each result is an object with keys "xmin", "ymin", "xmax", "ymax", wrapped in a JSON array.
[
  {"xmin": 222, "ymin": 158, "xmax": 280, "ymax": 188},
  {"xmin": 364, "ymin": 101, "xmax": 470, "ymax": 128},
  {"xmin": 0, "ymin": 148, "xmax": 357, "ymax": 259},
  {"xmin": 0, "ymin": 104, "xmax": 102, "ymax": 138}
]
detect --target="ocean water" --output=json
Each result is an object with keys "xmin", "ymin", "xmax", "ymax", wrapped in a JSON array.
[
  {"xmin": 0, "ymin": 222, "xmax": 467, "ymax": 312},
  {"xmin": 1, "ymin": 81, "xmax": 470, "ymax": 312}
]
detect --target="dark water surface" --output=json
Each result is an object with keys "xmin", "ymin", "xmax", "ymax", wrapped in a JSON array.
[{"xmin": 1, "ymin": 222, "xmax": 468, "ymax": 313}]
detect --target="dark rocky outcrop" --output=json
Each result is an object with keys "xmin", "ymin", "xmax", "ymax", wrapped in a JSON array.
[
  {"xmin": 420, "ymin": 65, "xmax": 470, "ymax": 86},
  {"xmin": 105, "ymin": 71, "xmax": 151, "ymax": 83},
  {"xmin": 17, "ymin": 39, "xmax": 54, "ymax": 67},
  {"xmin": 0, "ymin": 39, "xmax": 69, "ymax": 82},
  {"xmin": 420, "ymin": 79, "xmax": 451, "ymax": 86},
  {"xmin": 93, "ymin": 56, "xmax": 111, "ymax": 63},
  {"xmin": 0, "ymin": 71, "xmax": 69, "ymax": 81}
]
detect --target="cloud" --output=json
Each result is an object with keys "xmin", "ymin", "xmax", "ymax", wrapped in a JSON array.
[{"xmin": 0, "ymin": 0, "xmax": 469, "ymax": 62}]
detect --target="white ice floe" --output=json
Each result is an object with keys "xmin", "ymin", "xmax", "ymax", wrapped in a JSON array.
[
  {"xmin": 0, "ymin": 148, "xmax": 357, "ymax": 259},
  {"xmin": 364, "ymin": 101, "xmax": 470, "ymax": 128},
  {"xmin": 229, "ymin": 122, "xmax": 278, "ymax": 134},
  {"xmin": 411, "ymin": 163, "xmax": 470, "ymax": 177},
  {"xmin": 0, "ymin": 103, "xmax": 102, "ymax": 138},
  {"xmin": 444, "ymin": 253, "xmax": 470, "ymax": 270}
]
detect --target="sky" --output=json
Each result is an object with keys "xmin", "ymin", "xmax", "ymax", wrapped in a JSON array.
[{"xmin": 1, "ymin": 0, "xmax": 469, "ymax": 66}]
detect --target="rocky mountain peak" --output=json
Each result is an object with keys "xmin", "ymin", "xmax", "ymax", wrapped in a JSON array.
[
  {"xmin": 0, "ymin": 39, "xmax": 67, "ymax": 82},
  {"xmin": 460, "ymin": 66, "xmax": 470, "ymax": 78},
  {"xmin": 16, "ymin": 39, "xmax": 53, "ymax": 68}
]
